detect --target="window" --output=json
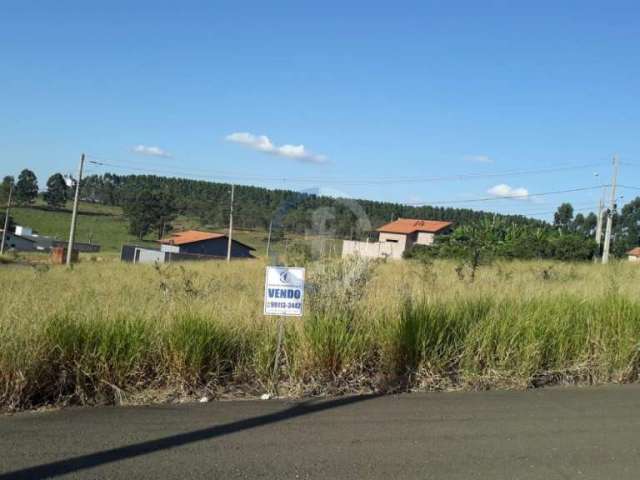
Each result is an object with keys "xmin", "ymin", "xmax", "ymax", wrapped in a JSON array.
[{"xmin": 385, "ymin": 239, "xmax": 398, "ymax": 243}]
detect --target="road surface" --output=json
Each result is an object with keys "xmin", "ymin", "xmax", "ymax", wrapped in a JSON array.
[{"xmin": 1, "ymin": 385, "xmax": 639, "ymax": 479}]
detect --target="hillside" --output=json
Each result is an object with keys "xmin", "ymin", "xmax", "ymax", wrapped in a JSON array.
[
  {"xmin": 10, "ymin": 200, "xmax": 281, "ymax": 255},
  {"xmin": 80, "ymin": 173, "xmax": 547, "ymax": 235},
  {"xmin": 11, "ymin": 202, "xmax": 138, "ymax": 253}
]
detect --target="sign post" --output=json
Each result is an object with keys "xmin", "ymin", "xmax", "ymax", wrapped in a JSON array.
[
  {"xmin": 264, "ymin": 266, "xmax": 305, "ymax": 396},
  {"xmin": 271, "ymin": 319, "xmax": 285, "ymax": 396}
]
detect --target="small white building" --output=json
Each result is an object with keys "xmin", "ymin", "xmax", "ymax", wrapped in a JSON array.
[
  {"xmin": 627, "ymin": 247, "xmax": 640, "ymax": 262},
  {"xmin": 342, "ymin": 218, "xmax": 453, "ymax": 260}
]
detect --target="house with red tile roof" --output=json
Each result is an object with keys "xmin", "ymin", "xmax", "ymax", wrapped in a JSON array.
[
  {"xmin": 377, "ymin": 218, "xmax": 453, "ymax": 249},
  {"xmin": 121, "ymin": 230, "xmax": 255, "ymax": 264},
  {"xmin": 627, "ymin": 247, "xmax": 640, "ymax": 262},
  {"xmin": 342, "ymin": 218, "xmax": 453, "ymax": 259},
  {"xmin": 159, "ymin": 230, "xmax": 255, "ymax": 257}
]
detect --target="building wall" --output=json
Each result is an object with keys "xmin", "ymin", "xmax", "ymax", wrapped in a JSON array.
[
  {"xmin": 629, "ymin": 255, "xmax": 640, "ymax": 262},
  {"xmin": 179, "ymin": 237, "xmax": 253, "ymax": 258},
  {"xmin": 342, "ymin": 240, "xmax": 405, "ymax": 259},
  {"xmin": 378, "ymin": 232, "xmax": 409, "ymax": 251},
  {"xmin": 136, "ymin": 248, "xmax": 166, "ymax": 264},
  {"xmin": 121, "ymin": 244, "xmax": 140, "ymax": 262},
  {"xmin": 160, "ymin": 244, "xmax": 180, "ymax": 253},
  {"xmin": 15, "ymin": 226, "xmax": 33, "ymax": 236},
  {"xmin": 416, "ymin": 232, "xmax": 436, "ymax": 245},
  {"xmin": 2, "ymin": 233, "xmax": 38, "ymax": 251},
  {"xmin": 345, "ymin": 229, "xmax": 445, "ymax": 260}
]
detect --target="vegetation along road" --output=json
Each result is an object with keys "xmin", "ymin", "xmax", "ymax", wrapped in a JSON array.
[{"xmin": 1, "ymin": 385, "xmax": 639, "ymax": 479}]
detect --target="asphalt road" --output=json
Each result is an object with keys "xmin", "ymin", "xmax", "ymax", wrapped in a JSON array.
[{"xmin": 1, "ymin": 385, "xmax": 640, "ymax": 479}]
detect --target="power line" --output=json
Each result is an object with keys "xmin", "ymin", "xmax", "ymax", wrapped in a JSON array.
[
  {"xmin": 81, "ymin": 154, "xmax": 623, "ymax": 219},
  {"xmin": 405, "ymin": 185, "xmax": 608, "ymax": 206},
  {"xmin": 619, "ymin": 161, "xmax": 640, "ymax": 167},
  {"xmin": 512, "ymin": 206, "xmax": 598, "ymax": 217},
  {"xmin": 490, "ymin": 202, "xmax": 598, "ymax": 217},
  {"xmin": 85, "ymin": 155, "xmax": 610, "ymax": 212},
  {"xmin": 85, "ymin": 155, "xmax": 606, "ymax": 186}
]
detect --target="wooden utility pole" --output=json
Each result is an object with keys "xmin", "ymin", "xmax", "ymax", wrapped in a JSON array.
[
  {"xmin": 66, "ymin": 153, "xmax": 85, "ymax": 266},
  {"xmin": 602, "ymin": 155, "xmax": 619, "ymax": 264},
  {"xmin": 595, "ymin": 198, "xmax": 604, "ymax": 246},
  {"xmin": 266, "ymin": 218, "xmax": 273, "ymax": 259},
  {"xmin": 594, "ymin": 197, "xmax": 604, "ymax": 261},
  {"xmin": 226, "ymin": 184, "xmax": 235, "ymax": 262},
  {"xmin": 0, "ymin": 183, "xmax": 13, "ymax": 255}
]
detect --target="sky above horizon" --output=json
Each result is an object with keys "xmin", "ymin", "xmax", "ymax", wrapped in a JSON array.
[{"xmin": 2, "ymin": 1, "xmax": 640, "ymax": 221}]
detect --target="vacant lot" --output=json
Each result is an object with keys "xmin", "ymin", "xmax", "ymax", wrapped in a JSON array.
[{"xmin": 1, "ymin": 258, "xmax": 639, "ymax": 411}]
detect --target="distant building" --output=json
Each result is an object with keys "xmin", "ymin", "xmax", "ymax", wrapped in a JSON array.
[
  {"xmin": 0, "ymin": 228, "xmax": 40, "ymax": 251},
  {"xmin": 159, "ymin": 230, "xmax": 254, "ymax": 257},
  {"xmin": 0, "ymin": 225, "xmax": 100, "ymax": 253},
  {"xmin": 627, "ymin": 247, "xmax": 640, "ymax": 262},
  {"xmin": 342, "ymin": 218, "xmax": 453, "ymax": 260},
  {"xmin": 121, "ymin": 230, "xmax": 255, "ymax": 263}
]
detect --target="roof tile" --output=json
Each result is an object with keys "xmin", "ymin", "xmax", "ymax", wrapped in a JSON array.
[
  {"xmin": 159, "ymin": 230, "xmax": 226, "ymax": 246},
  {"xmin": 377, "ymin": 218, "xmax": 453, "ymax": 234}
]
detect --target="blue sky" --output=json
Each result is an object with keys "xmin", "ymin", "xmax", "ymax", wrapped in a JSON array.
[{"xmin": 2, "ymin": 1, "xmax": 640, "ymax": 220}]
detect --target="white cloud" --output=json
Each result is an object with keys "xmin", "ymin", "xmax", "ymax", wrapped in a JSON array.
[
  {"xmin": 464, "ymin": 154, "xmax": 493, "ymax": 163},
  {"xmin": 487, "ymin": 183, "xmax": 530, "ymax": 201},
  {"xmin": 226, "ymin": 132, "xmax": 328, "ymax": 164},
  {"xmin": 132, "ymin": 145, "xmax": 172, "ymax": 158}
]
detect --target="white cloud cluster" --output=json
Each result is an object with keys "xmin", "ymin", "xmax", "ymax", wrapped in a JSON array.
[
  {"xmin": 464, "ymin": 154, "xmax": 493, "ymax": 163},
  {"xmin": 132, "ymin": 145, "xmax": 172, "ymax": 158},
  {"xmin": 226, "ymin": 132, "xmax": 328, "ymax": 164},
  {"xmin": 487, "ymin": 183, "xmax": 530, "ymax": 200}
]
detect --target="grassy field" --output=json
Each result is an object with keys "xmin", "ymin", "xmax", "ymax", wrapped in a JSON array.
[{"xmin": 1, "ymin": 257, "xmax": 639, "ymax": 411}]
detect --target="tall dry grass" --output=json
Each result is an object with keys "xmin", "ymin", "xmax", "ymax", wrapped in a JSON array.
[{"xmin": 1, "ymin": 257, "xmax": 640, "ymax": 410}]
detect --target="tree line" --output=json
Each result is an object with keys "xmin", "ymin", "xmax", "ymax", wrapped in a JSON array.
[
  {"xmin": 405, "ymin": 217, "xmax": 599, "ymax": 268},
  {"xmin": 1, "ymin": 169, "xmax": 70, "ymax": 208},
  {"xmin": 76, "ymin": 173, "xmax": 548, "ymax": 239},
  {"xmin": 2, "ymin": 169, "xmax": 640, "ymax": 259}
]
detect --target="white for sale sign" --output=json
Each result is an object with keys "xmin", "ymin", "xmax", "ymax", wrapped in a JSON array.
[{"xmin": 264, "ymin": 266, "xmax": 305, "ymax": 317}]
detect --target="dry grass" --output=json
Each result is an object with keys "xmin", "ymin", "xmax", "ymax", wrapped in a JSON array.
[{"xmin": 1, "ymin": 257, "xmax": 640, "ymax": 411}]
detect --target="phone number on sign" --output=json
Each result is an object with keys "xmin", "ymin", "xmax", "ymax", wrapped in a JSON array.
[{"xmin": 267, "ymin": 301, "xmax": 302, "ymax": 309}]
